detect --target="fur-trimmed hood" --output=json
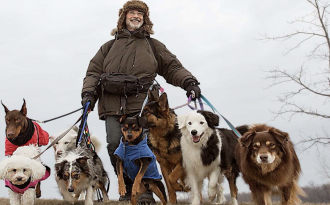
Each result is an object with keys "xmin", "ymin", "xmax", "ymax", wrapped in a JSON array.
[{"xmin": 111, "ymin": 0, "xmax": 154, "ymax": 36}]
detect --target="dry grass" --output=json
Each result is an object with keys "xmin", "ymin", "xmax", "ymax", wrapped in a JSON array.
[{"xmin": 0, "ymin": 198, "xmax": 327, "ymax": 205}]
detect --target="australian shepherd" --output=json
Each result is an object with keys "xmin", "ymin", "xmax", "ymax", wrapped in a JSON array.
[
  {"xmin": 178, "ymin": 110, "xmax": 248, "ymax": 205},
  {"xmin": 235, "ymin": 124, "xmax": 306, "ymax": 205},
  {"xmin": 55, "ymin": 136, "xmax": 109, "ymax": 205}
]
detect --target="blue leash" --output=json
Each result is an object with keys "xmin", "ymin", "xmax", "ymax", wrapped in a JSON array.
[
  {"xmin": 192, "ymin": 94, "xmax": 242, "ymax": 138},
  {"xmin": 76, "ymin": 102, "xmax": 91, "ymax": 146}
]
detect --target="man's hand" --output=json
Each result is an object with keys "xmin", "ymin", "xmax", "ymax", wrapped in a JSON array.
[
  {"xmin": 81, "ymin": 92, "xmax": 96, "ymax": 111},
  {"xmin": 185, "ymin": 81, "xmax": 201, "ymax": 100}
]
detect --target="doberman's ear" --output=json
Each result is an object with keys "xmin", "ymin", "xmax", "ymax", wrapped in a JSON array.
[
  {"xmin": 119, "ymin": 115, "xmax": 127, "ymax": 124},
  {"xmin": 148, "ymin": 89, "xmax": 159, "ymax": 102},
  {"xmin": 1, "ymin": 101, "xmax": 10, "ymax": 115},
  {"xmin": 20, "ymin": 99, "xmax": 27, "ymax": 117},
  {"xmin": 158, "ymin": 93, "xmax": 169, "ymax": 113},
  {"xmin": 239, "ymin": 130, "xmax": 255, "ymax": 148}
]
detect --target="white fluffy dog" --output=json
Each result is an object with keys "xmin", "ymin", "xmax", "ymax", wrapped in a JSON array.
[
  {"xmin": 178, "ymin": 110, "xmax": 225, "ymax": 205},
  {"xmin": 0, "ymin": 145, "xmax": 50, "ymax": 205}
]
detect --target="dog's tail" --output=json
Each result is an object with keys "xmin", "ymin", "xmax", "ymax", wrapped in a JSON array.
[
  {"xmin": 90, "ymin": 135, "xmax": 101, "ymax": 152},
  {"xmin": 289, "ymin": 179, "xmax": 307, "ymax": 204}
]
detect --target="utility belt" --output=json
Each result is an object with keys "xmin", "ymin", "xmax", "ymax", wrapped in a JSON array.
[{"xmin": 100, "ymin": 73, "xmax": 154, "ymax": 97}]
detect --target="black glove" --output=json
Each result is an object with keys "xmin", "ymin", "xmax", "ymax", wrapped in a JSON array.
[
  {"xmin": 184, "ymin": 80, "xmax": 201, "ymax": 100},
  {"xmin": 81, "ymin": 92, "xmax": 96, "ymax": 111}
]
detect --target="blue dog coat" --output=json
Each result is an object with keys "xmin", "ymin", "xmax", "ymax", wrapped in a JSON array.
[{"xmin": 114, "ymin": 134, "xmax": 162, "ymax": 180}]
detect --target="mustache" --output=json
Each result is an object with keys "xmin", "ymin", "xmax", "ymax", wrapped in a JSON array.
[{"xmin": 130, "ymin": 17, "xmax": 142, "ymax": 22}]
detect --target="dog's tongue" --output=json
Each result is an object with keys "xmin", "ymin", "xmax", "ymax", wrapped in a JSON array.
[{"xmin": 192, "ymin": 136, "xmax": 200, "ymax": 143}]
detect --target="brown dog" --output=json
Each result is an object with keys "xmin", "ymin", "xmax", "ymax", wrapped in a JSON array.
[
  {"xmin": 141, "ymin": 92, "xmax": 189, "ymax": 204},
  {"xmin": 235, "ymin": 124, "xmax": 306, "ymax": 205},
  {"xmin": 2, "ymin": 99, "xmax": 49, "ymax": 198},
  {"xmin": 114, "ymin": 115, "xmax": 167, "ymax": 205}
]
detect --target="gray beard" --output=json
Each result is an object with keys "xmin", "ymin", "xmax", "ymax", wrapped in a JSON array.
[{"xmin": 127, "ymin": 21, "xmax": 143, "ymax": 31}]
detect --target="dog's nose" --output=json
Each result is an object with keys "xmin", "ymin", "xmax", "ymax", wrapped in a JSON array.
[
  {"xmin": 16, "ymin": 177, "xmax": 22, "ymax": 181},
  {"xmin": 191, "ymin": 130, "xmax": 197, "ymax": 136},
  {"xmin": 260, "ymin": 154, "xmax": 268, "ymax": 162},
  {"xmin": 56, "ymin": 151, "xmax": 63, "ymax": 155},
  {"xmin": 68, "ymin": 187, "xmax": 74, "ymax": 192},
  {"xmin": 7, "ymin": 132, "xmax": 15, "ymax": 138},
  {"xmin": 127, "ymin": 133, "xmax": 133, "ymax": 139}
]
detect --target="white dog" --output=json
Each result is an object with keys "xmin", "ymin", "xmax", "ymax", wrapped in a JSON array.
[
  {"xmin": 178, "ymin": 110, "xmax": 225, "ymax": 205},
  {"xmin": 0, "ymin": 145, "xmax": 50, "ymax": 205},
  {"xmin": 50, "ymin": 126, "xmax": 101, "ymax": 161}
]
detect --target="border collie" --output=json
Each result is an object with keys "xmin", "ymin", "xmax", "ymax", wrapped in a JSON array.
[{"xmin": 178, "ymin": 110, "xmax": 248, "ymax": 205}]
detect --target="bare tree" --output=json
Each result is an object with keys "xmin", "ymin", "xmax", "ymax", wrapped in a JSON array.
[{"xmin": 259, "ymin": 0, "xmax": 330, "ymax": 151}]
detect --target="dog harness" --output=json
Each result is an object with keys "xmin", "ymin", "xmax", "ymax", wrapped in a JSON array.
[
  {"xmin": 5, "ymin": 165, "xmax": 50, "ymax": 194},
  {"xmin": 5, "ymin": 120, "xmax": 49, "ymax": 156},
  {"xmin": 114, "ymin": 135, "xmax": 162, "ymax": 180}
]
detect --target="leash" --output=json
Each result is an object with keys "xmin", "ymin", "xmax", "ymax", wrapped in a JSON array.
[
  {"xmin": 138, "ymin": 83, "xmax": 158, "ymax": 117},
  {"xmin": 30, "ymin": 107, "xmax": 83, "ymax": 123},
  {"xmin": 198, "ymin": 94, "xmax": 242, "ymax": 138},
  {"xmin": 76, "ymin": 102, "xmax": 95, "ymax": 152},
  {"xmin": 32, "ymin": 111, "xmax": 85, "ymax": 159}
]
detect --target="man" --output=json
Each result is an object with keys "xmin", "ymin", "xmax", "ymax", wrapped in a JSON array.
[{"xmin": 81, "ymin": 0, "xmax": 201, "ymax": 204}]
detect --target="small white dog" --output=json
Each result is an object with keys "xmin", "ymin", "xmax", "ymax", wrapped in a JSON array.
[{"xmin": 0, "ymin": 145, "xmax": 50, "ymax": 205}]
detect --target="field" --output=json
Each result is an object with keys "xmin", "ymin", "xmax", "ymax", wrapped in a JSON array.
[{"xmin": 0, "ymin": 198, "xmax": 328, "ymax": 205}]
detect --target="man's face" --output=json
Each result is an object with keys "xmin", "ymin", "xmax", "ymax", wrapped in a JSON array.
[{"xmin": 126, "ymin": 10, "xmax": 144, "ymax": 32}]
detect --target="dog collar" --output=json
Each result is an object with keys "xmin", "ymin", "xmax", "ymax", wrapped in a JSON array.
[
  {"xmin": 9, "ymin": 177, "xmax": 31, "ymax": 190},
  {"xmin": 7, "ymin": 119, "xmax": 35, "ymax": 146}
]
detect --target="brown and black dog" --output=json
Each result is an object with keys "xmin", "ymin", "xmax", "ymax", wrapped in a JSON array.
[
  {"xmin": 141, "ymin": 92, "xmax": 189, "ymax": 203},
  {"xmin": 235, "ymin": 124, "xmax": 306, "ymax": 205},
  {"xmin": 114, "ymin": 115, "xmax": 167, "ymax": 205},
  {"xmin": 2, "ymin": 99, "xmax": 49, "ymax": 198}
]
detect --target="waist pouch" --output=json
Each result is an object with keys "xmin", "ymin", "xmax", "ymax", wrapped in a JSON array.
[{"xmin": 100, "ymin": 73, "xmax": 153, "ymax": 96}]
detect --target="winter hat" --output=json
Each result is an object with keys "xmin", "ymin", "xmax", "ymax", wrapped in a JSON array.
[{"xmin": 111, "ymin": 0, "xmax": 154, "ymax": 35}]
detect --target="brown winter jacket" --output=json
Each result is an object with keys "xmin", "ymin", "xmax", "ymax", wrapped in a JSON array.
[{"xmin": 82, "ymin": 28, "xmax": 197, "ymax": 120}]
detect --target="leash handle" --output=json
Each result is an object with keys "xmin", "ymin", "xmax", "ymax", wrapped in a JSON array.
[{"xmin": 187, "ymin": 95, "xmax": 204, "ymax": 110}]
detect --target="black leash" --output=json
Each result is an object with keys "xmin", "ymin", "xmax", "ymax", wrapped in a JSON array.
[
  {"xmin": 32, "ymin": 113, "xmax": 84, "ymax": 159},
  {"xmin": 30, "ymin": 107, "xmax": 83, "ymax": 123}
]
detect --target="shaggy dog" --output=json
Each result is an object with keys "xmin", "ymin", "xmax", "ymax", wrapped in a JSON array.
[
  {"xmin": 50, "ymin": 126, "xmax": 102, "ymax": 201},
  {"xmin": 178, "ymin": 110, "xmax": 248, "ymax": 205},
  {"xmin": 235, "ymin": 124, "xmax": 306, "ymax": 205},
  {"xmin": 55, "ymin": 137, "xmax": 109, "ymax": 205},
  {"xmin": 0, "ymin": 145, "xmax": 50, "ymax": 205}
]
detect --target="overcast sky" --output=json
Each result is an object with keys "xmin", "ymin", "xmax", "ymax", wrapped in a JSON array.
[{"xmin": 0, "ymin": 0, "xmax": 329, "ymax": 201}]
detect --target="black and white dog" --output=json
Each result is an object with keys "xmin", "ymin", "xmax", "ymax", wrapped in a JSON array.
[{"xmin": 178, "ymin": 110, "xmax": 248, "ymax": 205}]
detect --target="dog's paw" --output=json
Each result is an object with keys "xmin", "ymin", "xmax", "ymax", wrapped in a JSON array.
[
  {"xmin": 132, "ymin": 186, "xmax": 139, "ymax": 196},
  {"xmin": 118, "ymin": 186, "xmax": 127, "ymax": 196}
]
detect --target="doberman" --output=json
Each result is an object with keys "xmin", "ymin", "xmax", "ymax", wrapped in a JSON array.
[
  {"xmin": 2, "ymin": 99, "xmax": 49, "ymax": 198},
  {"xmin": 114, "ymin": 115, "xmax": 167, "ymax": 205}
]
